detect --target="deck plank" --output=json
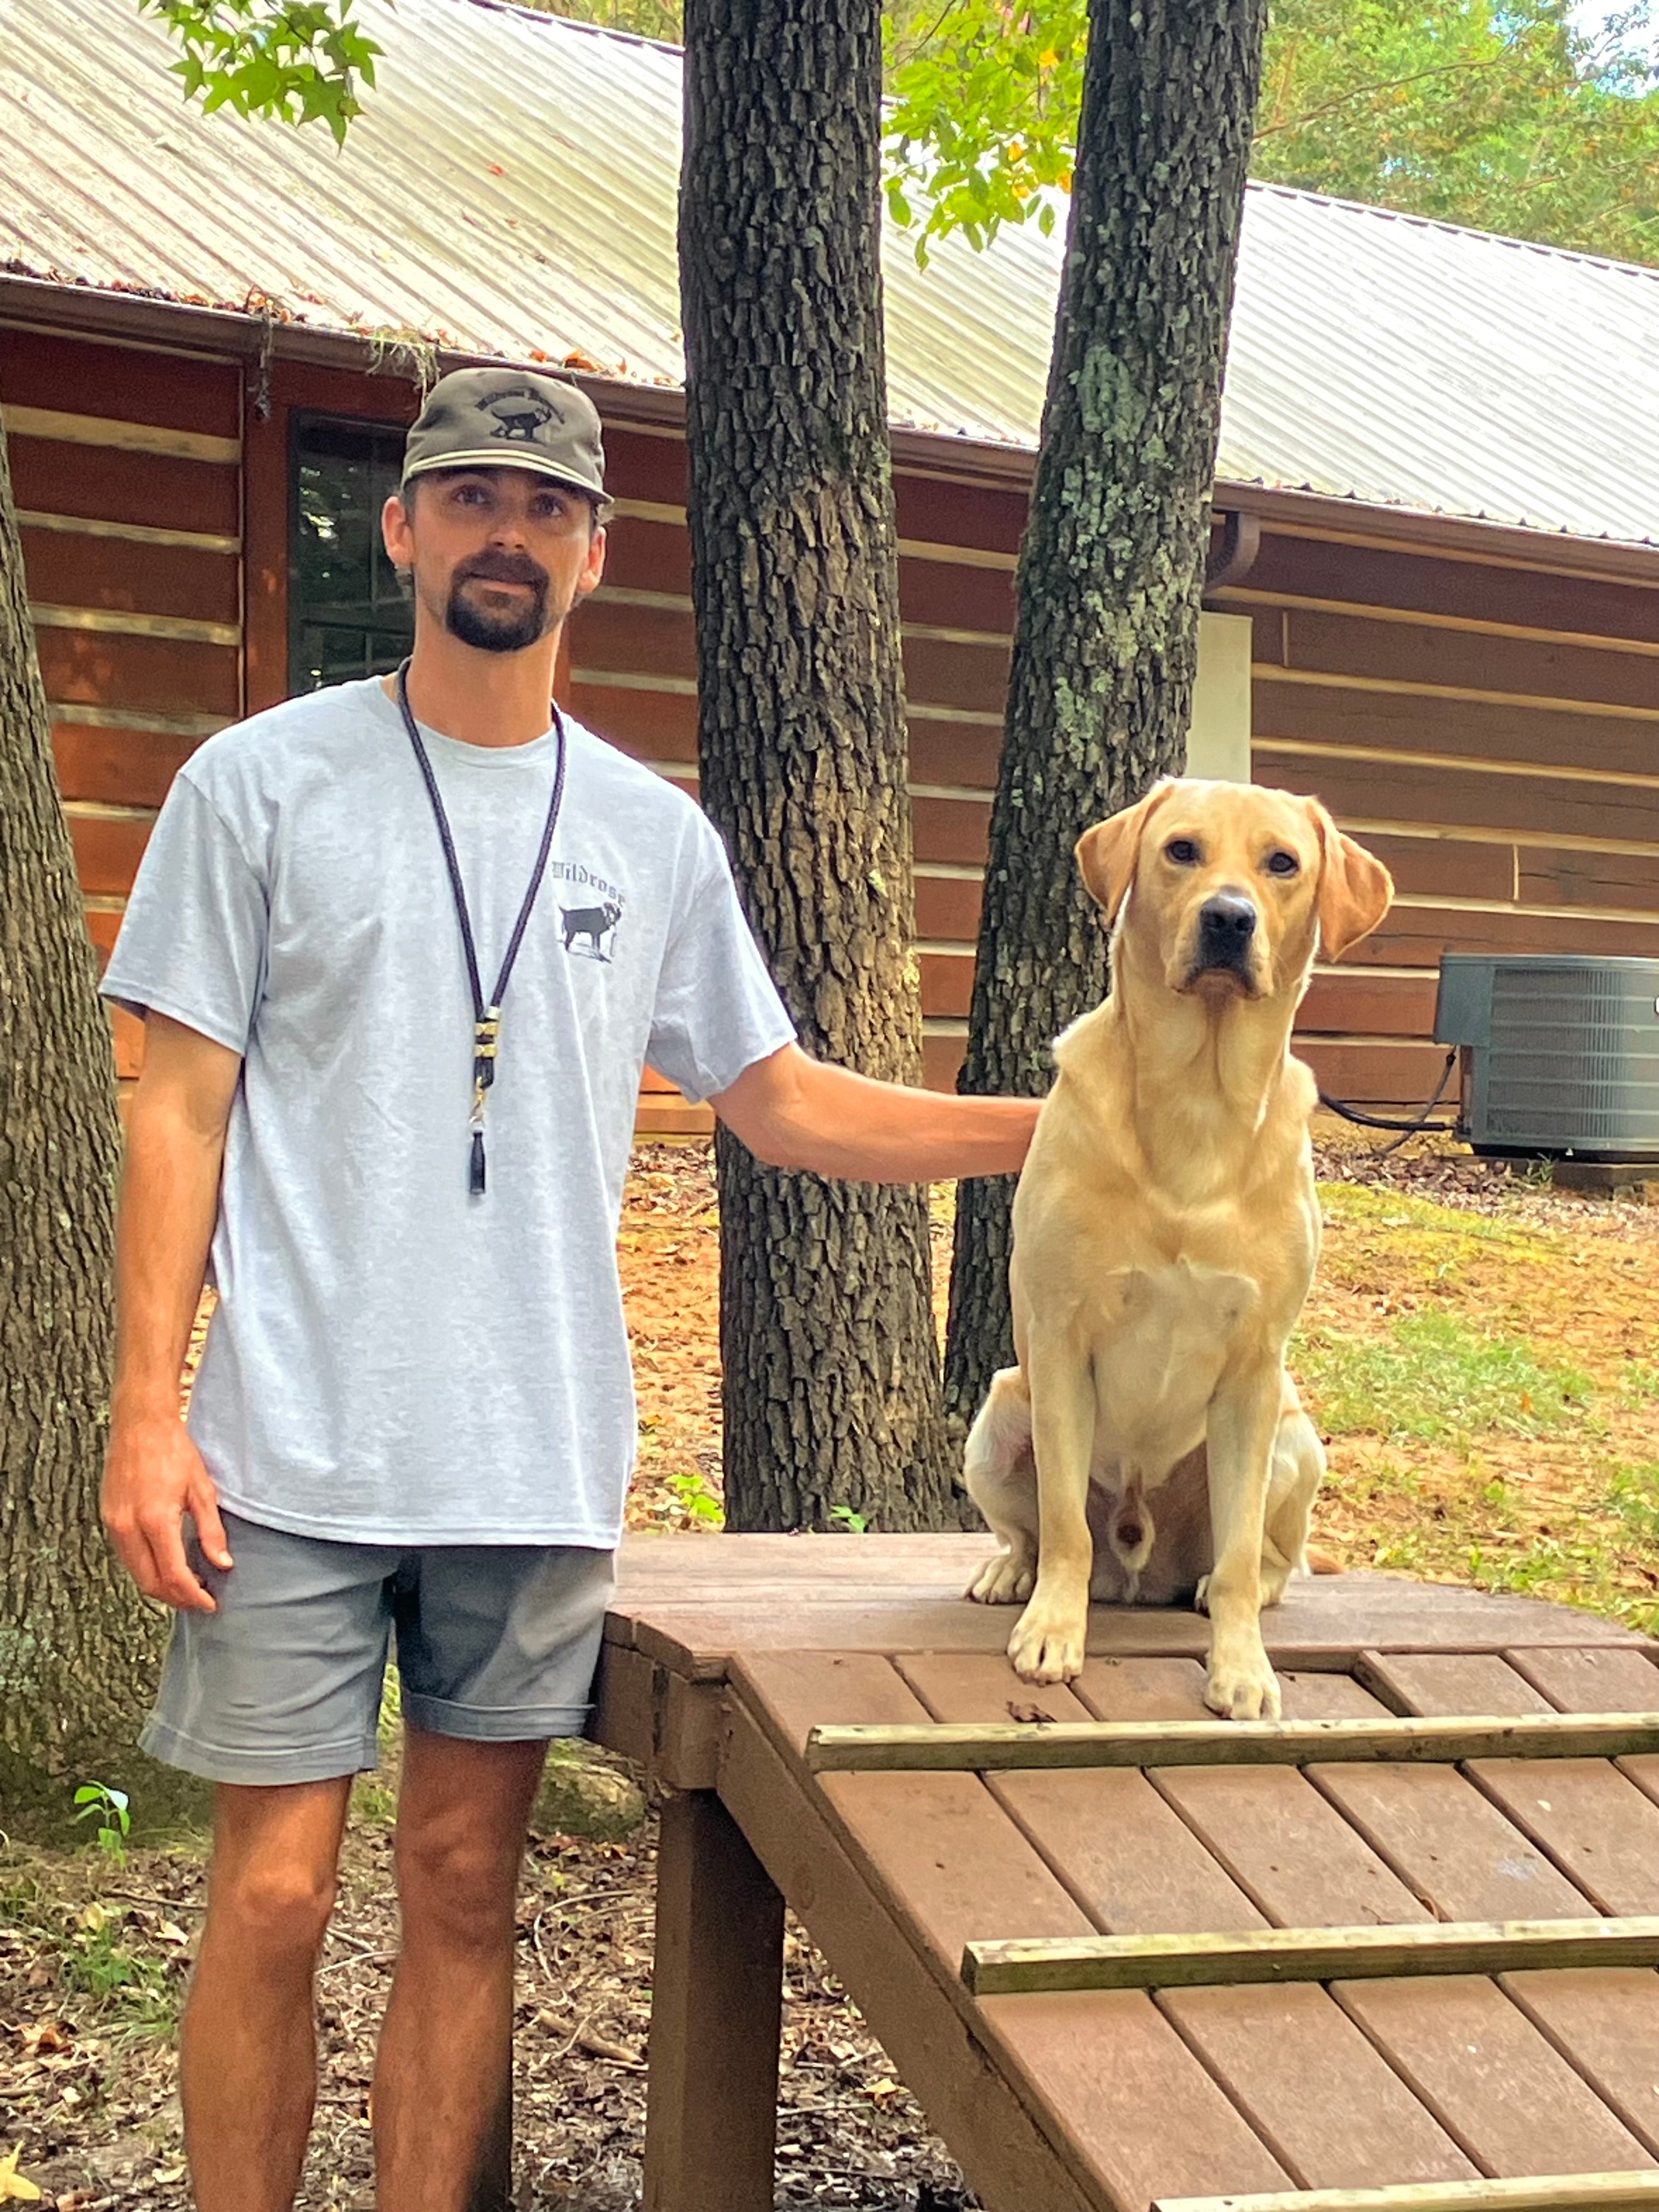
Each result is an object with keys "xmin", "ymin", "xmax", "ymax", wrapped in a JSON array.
[
  {"xmin": 1506, "ymin": 1647, "xmax": 1659, "ymax": 1713},
  {"xmin": 1465, "ymin": 1759, "xmax": 1659, "ymax": 1916},
  {"xmin": 1501, "ymin": 1968, "xmax": 1659, "ymax": 2158},
  {"xmin": 907, "ymin": 1656, "xmax": 1471, "ymax": 2191},
  {"xmin": 1358, "ymin": 1654, "xmax": 1556, "ymax": 1719},
  {"xmin": 1073, "ymin": 1661, "xmax": 1436, "ymax": 1930},
  {"xmin": 1308, "ymin": 1763, "xmax": 1593, "ymax": 1922},
  {"xmin": 1334, "ymin": 1976, "xmax": 1659, "ymax": 2177},
  {"xmin": 893, "ymin": 1654, "xmax": 1268, "ymax": 1936},
  {"xmin": 731, "ymin": 1648, "xmax": 1291, "ymax": 2212}
]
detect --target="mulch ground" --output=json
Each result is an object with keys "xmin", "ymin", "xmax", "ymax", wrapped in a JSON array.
[{"xmin": 5, "ymin": 1128, "xmax": 1657, "ymax": 2208}]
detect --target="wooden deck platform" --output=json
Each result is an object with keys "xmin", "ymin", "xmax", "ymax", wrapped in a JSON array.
[{"xmin": 592, "ymin": 1534, "xmax": 1659, "ymax": 2212}]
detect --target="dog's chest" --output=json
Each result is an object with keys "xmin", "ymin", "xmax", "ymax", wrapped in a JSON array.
[{"xmin": 1089, "ymin": 1259, "xmax": 1260, "ymax": 1474}]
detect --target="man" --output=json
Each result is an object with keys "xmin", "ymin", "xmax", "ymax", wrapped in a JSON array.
[{"xmin": 100, "ymin": 365, "xmax": 1039, "ymax": 2212}]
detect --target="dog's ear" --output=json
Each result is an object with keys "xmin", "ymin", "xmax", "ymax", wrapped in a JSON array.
[
  {"xmin": 1075, "ymin": 781, "xmax": 1175, "ymax": 925},
  {"xmin": 1310, "ymin": 802, "xmax": 1393, "ymax": 960}
]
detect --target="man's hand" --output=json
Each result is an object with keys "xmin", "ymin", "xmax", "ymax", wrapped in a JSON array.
[
  {"xmin": 104, "ymin": 1008, "xmax": 243, "ymax": 1611},
  {"xmin": 712, "ymin": 1043, "xmax": 1043, "ymax": 1182},
  {"xmin": 103, "ymin": 1412, "xmax": 232, "ymax": 1612}
]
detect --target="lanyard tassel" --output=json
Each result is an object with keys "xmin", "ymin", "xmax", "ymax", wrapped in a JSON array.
[{"xmin": 471, "ymin": 1128, "xmax": 487, "ymax": 1197}]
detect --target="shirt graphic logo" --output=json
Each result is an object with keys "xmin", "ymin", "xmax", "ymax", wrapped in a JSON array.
[
  {"xmin": 477, "ymin": 386, "xmax": 565, "ymax": 443},
  {"xmin": 561, "ymin": 899, "xmax": 622, "ymax": 961}
]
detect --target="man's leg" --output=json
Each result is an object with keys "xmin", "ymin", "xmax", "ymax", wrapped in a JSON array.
[
  {"xmin": 181, "ymin": 1777, "xmax": 354, "ymax": 2212},
  {"xmin": 373, "ymin": 1727, "xmax": 547, "ymax": 2212}
]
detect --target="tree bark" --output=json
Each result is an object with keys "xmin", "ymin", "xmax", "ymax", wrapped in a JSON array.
[
  {"xmin": 0, "ymin": 424, "xmax": 163, "ymax": 1788},
  {"xmin": 679, "ymin": 0, "xmax": 956, "ymax": 1530},
  {"xmin": 943, "ymin": 0, "xmax": 1267, "ymax": 1428}
]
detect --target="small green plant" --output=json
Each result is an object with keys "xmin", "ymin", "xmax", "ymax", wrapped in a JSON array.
[
  {"xmin": 72, "ymin": 1782, "xmax": 131, "ymax": 1864},
  {"xmin": 829, "ymin": 1504, "xmax": 870, "ymax": 1533},
  {"xmin": 667, "ymin": 1469, "xmax": 724, "ymax": 1526},
  {"xmin": 61, "ymin": 1905, "xmax": 180, "ymax": 2035}
]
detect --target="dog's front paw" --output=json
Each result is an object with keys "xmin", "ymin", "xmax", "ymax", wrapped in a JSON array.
[
  {"xmin": 1008, "ymin": 1594, "xmax": 1087, "ymax": 1685},
  {"xmin": 1204, "ymin": 1645, "xmax": 1282, "ymax": 1722},
  {"xmin": 967, "ymin": 1548, "xmax": 1035, "ymax": 1606}
]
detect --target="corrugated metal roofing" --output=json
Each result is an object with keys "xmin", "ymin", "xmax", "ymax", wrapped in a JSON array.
[{"xmin": 5, "ymin": 0, "xmax": 1659, "ymax": 546}]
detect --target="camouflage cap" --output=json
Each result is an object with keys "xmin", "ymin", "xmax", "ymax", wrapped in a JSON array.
[{"xmin": 402, "ymin": 366, "xmax": 607, "ymax": 505}]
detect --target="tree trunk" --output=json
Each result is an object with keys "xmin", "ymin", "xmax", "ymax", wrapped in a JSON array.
[
  {"xmin": 679, "ymin": 0, "xmax": 956, "ymax": 1531},
  {"xmin": 943, "ymin": 0, "xmax": 1267, "ymax": 1429},
  {"xmin": 0, "ymin": 424, "xmax": 163, "ymax": 1790}
]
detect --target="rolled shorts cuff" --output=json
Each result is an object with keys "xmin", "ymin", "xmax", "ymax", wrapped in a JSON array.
[
  {"xmin": 139, "ymin": 1715, "xmax": 380, "ymax": 1788},
  {"xmin": 400, "ymin": 1690, "xmax": 593, "ymax": 1742}
]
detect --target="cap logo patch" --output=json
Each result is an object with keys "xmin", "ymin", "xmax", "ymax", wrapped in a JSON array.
[{"xmin": 477, "ymin": 385, "xmax": 566, "ymax": 442}]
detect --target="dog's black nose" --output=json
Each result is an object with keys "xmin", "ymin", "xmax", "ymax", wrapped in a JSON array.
[{"xmin": 1197, "ymin": 893, "xmax": 1258, "ymax": 968}]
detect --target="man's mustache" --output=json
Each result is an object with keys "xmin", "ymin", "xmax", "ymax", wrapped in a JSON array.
[{"xmin": 457, "ymin": 557, "xmax": 548, "ymax": 588}]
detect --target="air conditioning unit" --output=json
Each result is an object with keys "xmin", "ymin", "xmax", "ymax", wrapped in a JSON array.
[{"xmin": 1433, "ymin": 955, "xmax": 1659, "ymax": 1160}]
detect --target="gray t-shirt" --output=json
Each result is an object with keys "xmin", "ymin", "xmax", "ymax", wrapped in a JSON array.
[{"xmin": 102, "ymin": 676, "xmax": 794, "ymax": 1547}]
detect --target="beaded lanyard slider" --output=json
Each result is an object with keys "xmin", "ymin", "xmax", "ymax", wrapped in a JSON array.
[{"xmin": 395, "ymin": 658, "xmax": 568, "ymax": 1195}]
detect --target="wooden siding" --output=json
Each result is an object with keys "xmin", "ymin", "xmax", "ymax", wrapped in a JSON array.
[
  {"xmin": 2, "ymin": 326, "xmax": 244, "ymax": 1083},
  {"xmin": 12, "ymin": 318, "xmax": 1659, "ymax": 1114},
  {"xmin": 1229, "ymin": 537, "xmax": 1659, "ymax": 1101}
]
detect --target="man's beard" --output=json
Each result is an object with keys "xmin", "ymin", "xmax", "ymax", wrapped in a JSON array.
[{"xmin": 443, "ymin": 558, "xmax": 558, "ymax": 652}]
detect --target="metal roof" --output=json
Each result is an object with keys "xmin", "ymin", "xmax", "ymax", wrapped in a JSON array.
[{"xmin": 5, "ymin": 0, "xmax": 1659, "ymax": 546}]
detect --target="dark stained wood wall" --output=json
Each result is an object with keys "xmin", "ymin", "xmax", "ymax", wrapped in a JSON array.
[
  {"xmin": 2, "ymin": 326, "xmax": 244, "ymax": 1086},
  {"xmin": 1228, "ymin": 535, "xmax": 1659, "ymax": 1102},
  {"xmin": 10, "ymin": 320, "xmax": 1659, "ymax": 1116}
]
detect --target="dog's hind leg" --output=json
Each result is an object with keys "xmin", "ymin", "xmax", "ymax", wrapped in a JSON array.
[
  {"xmin": 963, "ymin": 1369, "xmax": 1039, "ymax": 1605},
  {"xmin": 1260, "ymin": 1397, "xmax": 1325, "ymax": 1607}
]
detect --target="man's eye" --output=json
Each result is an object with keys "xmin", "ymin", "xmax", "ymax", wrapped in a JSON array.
[
  {"xmin": 1165, "ymin": 838, "xmax": 1201, "ymax": 866},
  {"xmin": 1266, "ymin": 850, "xmax": 1300, "ymax": 877}
]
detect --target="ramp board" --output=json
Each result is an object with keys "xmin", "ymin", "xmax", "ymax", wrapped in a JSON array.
[{"xmin": 595, "ymin": 1533, "xmax": 1659, "ymax": 2212}]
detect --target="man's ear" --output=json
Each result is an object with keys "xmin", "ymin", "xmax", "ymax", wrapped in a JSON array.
[
  {"xmin": 1075, "ymin": 781, "xmax": 1175, "ymax": 926},
  {"xmin": 1310, "ymin": 801, "xmax": 1394, "ymax": 960}
]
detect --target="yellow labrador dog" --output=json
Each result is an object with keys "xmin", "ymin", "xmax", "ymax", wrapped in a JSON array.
[{"xmin": 964, "ymin": 778, "xmax": 1392, "ymax": 1719}]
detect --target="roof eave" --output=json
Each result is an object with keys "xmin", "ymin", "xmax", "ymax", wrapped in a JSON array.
[{"xmin": 7, "ymin": 272, "xmax": 1659, "ymax": 587}]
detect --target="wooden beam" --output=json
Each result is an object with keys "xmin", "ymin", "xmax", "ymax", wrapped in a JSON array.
[
  {"xmin": 961, "ymin": 1916, "xmax": 1659, "ymax": 1997},
  {"xmin": 1153, "ymin": 2175, "xmax": 1659, "ymax": 2211},
  {"xmin": 805, "ymin": 1712, "xmax": 1659, "ymax": 1774},
  {"xmin": 642, "ymin": 1791, "xmax": 783, "ymax": 2212}
]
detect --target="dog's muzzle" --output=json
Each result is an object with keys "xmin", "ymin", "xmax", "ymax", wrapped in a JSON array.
[{"xmin": 1190, "ymin": 892, "xmax": 1260, "ymax": 985}]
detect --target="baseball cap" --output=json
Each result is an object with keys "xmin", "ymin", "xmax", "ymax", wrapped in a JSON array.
[{"xmin": 401, "ymin": 366, "xmax": 607, "ymax": 505}]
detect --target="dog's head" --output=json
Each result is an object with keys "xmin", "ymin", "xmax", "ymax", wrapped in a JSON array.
[{"xmin": 1075, "ymin": 779, "xmax": 1392, "ymax": 1005}]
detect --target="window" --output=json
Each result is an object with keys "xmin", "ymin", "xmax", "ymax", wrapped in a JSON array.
[{"xmin": 290, "ymin": 414, "xmax": 413, "ymax": 693}]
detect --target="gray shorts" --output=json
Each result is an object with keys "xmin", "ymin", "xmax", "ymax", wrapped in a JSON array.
[{"xmin": 141, "ymin": 1511, "xmax": 616, "ymax": 1787}]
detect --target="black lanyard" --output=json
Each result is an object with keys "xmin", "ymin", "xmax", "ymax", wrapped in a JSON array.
[{"xmin": 395, "ymin": 659, "xmax": 568, "ymax": 1197}]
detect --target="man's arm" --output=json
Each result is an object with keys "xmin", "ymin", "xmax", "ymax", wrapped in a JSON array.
[
  {"xmin": 103, "ymin": 1012, "xmax": 244, "ymax": 1612},
  {"xmin": 711, "ymin": 1043, "xmax": 1041, "ymax": 1182}
]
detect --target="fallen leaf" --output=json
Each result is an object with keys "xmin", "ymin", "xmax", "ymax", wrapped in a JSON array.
[
  {"xmin": 1007, "ymin": 1701, "xmax": 1056, "ymax": 1725},
  {"xmin": 0, "ymin": 2147, "xmax": 43, "ymax": 2203}
]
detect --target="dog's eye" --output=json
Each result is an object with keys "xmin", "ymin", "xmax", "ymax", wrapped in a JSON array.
[
  {"xmin": 1266, "ymin": 850, "xmax": 1300, "ymax": 877},
  {"xmin": 1165, "ymin": 838, "xmax": 1201, "ymax": 866}
]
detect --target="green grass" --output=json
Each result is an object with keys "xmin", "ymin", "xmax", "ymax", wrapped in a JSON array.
[
  {"xmin": 1295, "ymin": 1308, "xmax": 1593, "ymax": 1444},
  {"xmin": 1605, "ymin": 1462, "xmax": 1659, "ymax": 1544}
]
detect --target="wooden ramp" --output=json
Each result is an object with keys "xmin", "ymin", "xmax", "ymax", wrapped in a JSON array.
[{"xmin": 594, "ymin": 1534, "xmax": 1659, "ymax": 2212}]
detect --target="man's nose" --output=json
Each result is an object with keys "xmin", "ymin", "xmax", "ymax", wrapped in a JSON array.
[{"xmin": 1198, "ymin": 892, "xmax": 1258, "ymax": 964}]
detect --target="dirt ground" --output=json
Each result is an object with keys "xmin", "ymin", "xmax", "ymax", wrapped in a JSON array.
[{"xmin": 4, "ymin": 1130, "xmax": 1657, "ymax": 2207}]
